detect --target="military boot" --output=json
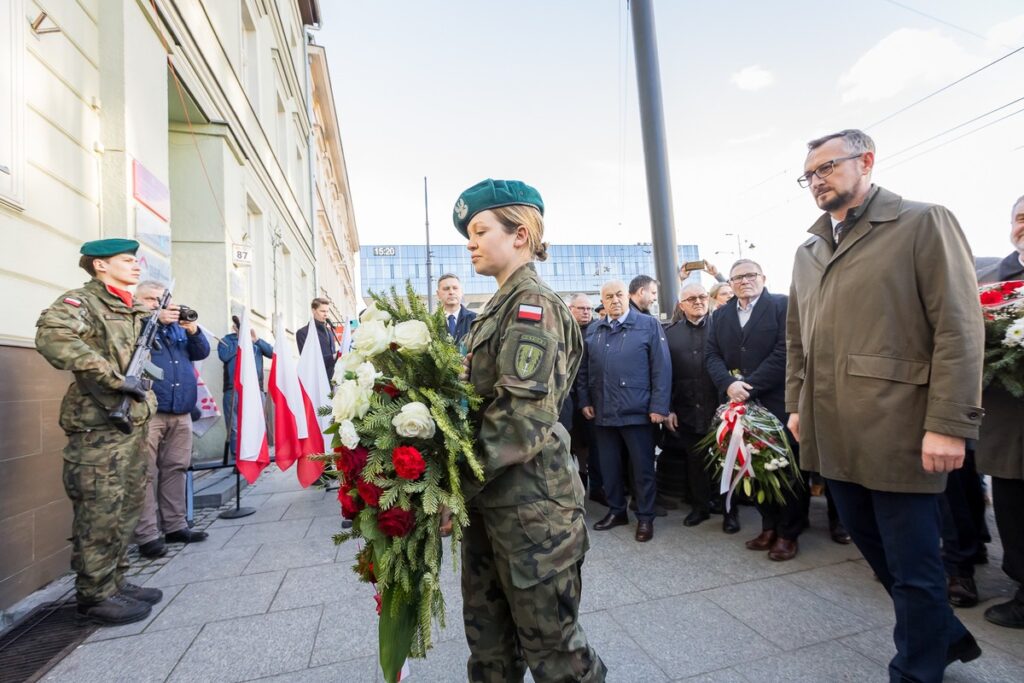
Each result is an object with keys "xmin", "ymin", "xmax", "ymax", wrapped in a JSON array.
[
  {"xmin": 77, "ymin": 593, "xmax": 152, "ymax": 625},
  {"xmin": 118, "ymin": 582, "xmax": 163, "ymax": 605}
]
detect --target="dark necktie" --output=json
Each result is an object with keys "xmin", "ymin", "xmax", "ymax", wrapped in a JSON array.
[{"xmin": 447, "ymin": 314, "xmax": 457, "ymax": 337}]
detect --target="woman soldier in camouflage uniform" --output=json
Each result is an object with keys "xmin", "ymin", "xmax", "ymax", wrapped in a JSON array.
[{"xmin": 453, "ymin": 179, "xmax": 606, "ymax": 682}]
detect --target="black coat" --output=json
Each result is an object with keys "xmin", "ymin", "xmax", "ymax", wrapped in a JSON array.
[
  {"xmin": 705, "ymin": 290, "xmax": 789, "ymax": 422},
  {"xmin": 664, "ymin": 316, "xmax": 719, "ymax": 435},
  {"xmin": 297, "ymin": 320, "xmax": 338, "ymax": 380}
]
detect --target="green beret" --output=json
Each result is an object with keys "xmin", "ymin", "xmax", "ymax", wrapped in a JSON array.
[
  {"xmin": 80, "ymin": 238, "xmax": 140, "ymax": 257},
  {"xmin": 452, "ymin": 179, "xmax": 544, "ymax": 238}
]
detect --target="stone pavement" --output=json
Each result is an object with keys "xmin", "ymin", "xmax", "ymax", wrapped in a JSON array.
[{"xmin": 41, "ymin": 466, "xmax": 1024, "ymax": 682}]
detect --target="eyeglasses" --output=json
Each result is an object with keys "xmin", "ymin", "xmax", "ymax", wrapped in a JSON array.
[
  {"xmin": 796, "ymin": 153, "xmax": 863, "ymax": 188},
  {"xmin": 680, "ymin": 295, "xmax": 709, "ymax": 304},
  {"xmin": 571, "ymin": 306, "xmax": 593, "ymax": 312},
  {"xmin": 729, "ymin": 272, "xmax": 762, "ymax": 284}
]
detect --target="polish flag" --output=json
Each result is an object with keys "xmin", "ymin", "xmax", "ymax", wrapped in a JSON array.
[
  {"xmin": 295, "ymin": 319, "xmax": 332, "ymax": 486},
  {"xmin": 234, "ymin": 311, "xmax": 269, "ymax": 484},
  {"xmin": 268, "ymin": 314, "xmax": 307, "ymax": 473}
]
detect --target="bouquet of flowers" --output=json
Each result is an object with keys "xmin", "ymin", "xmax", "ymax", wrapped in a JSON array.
[
  {"xmin": 979, "ymin": 280, "xmax": 1024, "ymax": 398},
  {"xmin": 698, "ymin": 401, "xmax": 802, "ymax": 511},
  {"xmin": 325, "ymin": 284, "xmax": 483, "ymax": 683}
]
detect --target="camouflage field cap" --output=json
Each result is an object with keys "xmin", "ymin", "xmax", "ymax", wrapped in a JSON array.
[
  {"xmin": 453, "ymin": 179, "xmax": 544, "ymax": 238},
  {"xmin": 80, "ymin": 238, "xmax": 140, "ymax": 257}
]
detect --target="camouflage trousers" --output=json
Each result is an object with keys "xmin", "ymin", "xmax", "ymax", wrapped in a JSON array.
[
  {"xmin": 62, "ymin": 426, "xmax": 149, "ymax": 604},
  {"xmin": 462, "ymin": 506, "xmax": 606, "ymax": 682}
]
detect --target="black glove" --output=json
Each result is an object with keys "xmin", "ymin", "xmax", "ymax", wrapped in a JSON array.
[{"xmin": 119, "ymin": 376, "xmax": 149, "ymax": 403}]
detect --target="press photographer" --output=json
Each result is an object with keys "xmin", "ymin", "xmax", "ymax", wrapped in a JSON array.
[{"xmin": 131, "ymin": 280, "xmax": 211, "ymax": 558}]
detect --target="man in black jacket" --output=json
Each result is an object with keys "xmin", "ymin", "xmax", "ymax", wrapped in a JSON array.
[
  {"xmin": 628, "ymin": 274, "xmax": 658, "ymax": 315},
  {"xmin": 437, "ymin": 273, "xmax": 477, "ymax": 345},
  {"xmin": 297, "ymin": 298, "xmax": 338, "ymax": 380},
  {"xmin": 664, "ymin": 283, "xmax": 739, "ymax": 533},
  {"xmin": 705, "ymin": 259, "xmax": 808, "ymax": 561}
]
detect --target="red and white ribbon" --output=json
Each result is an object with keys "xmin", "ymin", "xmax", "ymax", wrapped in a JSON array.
[{"xmin": 717, "ymin": 402, "xmax": 755, "ymax": 511}]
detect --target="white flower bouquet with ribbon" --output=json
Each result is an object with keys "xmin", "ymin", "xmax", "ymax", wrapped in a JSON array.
[{"xmin": 698, "ymin": 401, "xmax": 802, "ymax": 511}]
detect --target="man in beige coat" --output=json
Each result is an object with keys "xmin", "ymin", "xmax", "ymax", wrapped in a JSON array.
[
  {"xmin": 786, "ymin": 129, "xmax": 985, "ymax": 683},
  {"xmin": 974, "ymin": 194, "xmax": 1024, "ymax": 629}
]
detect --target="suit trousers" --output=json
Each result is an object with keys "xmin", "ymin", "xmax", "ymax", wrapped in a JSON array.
[
  {"xmin": 940, "ymin": 451, "xmax": 984, "ymax": 579},
  {"xmin": 756, "ymin": 431, "xmax": 808, "ymax": 540},
  {"xmin": 570, "ymin": 412, "xmax": 602, "ymax": 493},
  {"xmin": 664, "ymin": 430, "xmax": 715, "ymax": 512},
  {"xmin": 134, "ymin": 413, "xmax": 193, "ymax": 543},
  {"xmin": 827, "ymin": 479, "xmax": 968, "ymax": 683},
  {"xmin": 596, "ymin": 424, "xmax": 657, "ymax": 521},
  {"xmin": 992, "ymin": 477, "xmax": 1024, "ymax": 603}
]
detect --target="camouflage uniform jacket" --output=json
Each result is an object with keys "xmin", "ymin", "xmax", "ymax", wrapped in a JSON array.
[
  {"xmin": 464, "ymin": 262, "xmax": 584, "ymax": 507},
  {"xmin": 36, "ymin": 278, "xmax": 156, "ymax": 436}
]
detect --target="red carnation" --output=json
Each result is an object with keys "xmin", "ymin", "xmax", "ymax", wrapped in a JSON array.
[
  {"xmin": 980, "ymin": 289, "xmax": 1003, "ymax": 306},
  {"xmin": 338, "ymin": 483, "xmax": 364, "ymax": 520},
  {"xmin": 392, "ymin": 445, "xmax": 426, "ymax": 480},
  {"xmin": 376, "ymin": 382, "xmax": 400, "ymax": 398},
  {"xmin": 335, "ymin": 446, "xmax": 369, "ymax": 479},
  {"xmin": 377, "ymin": 506, "xmax": 416, "ymax": 537},
  {"xmin": 356, "ymin": 477, "xmax": 384, "ymax": 507},
  {"xmin": 1001, "ymin": 281, "xmax": 1023, "ymax": 294}
]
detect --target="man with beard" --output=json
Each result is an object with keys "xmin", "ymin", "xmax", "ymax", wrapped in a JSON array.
[
  {"xmin": 628, "ymin": 275, "xmax": 658, "ymax": 315},
  {"xmin": 787, "ymin": 128, "xmax": 985, "ymax": 680}
]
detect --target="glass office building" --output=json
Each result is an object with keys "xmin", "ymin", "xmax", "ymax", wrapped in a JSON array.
[{"xmin": 360, "ymin": 243, "xmax": 701, "ymax": 301}]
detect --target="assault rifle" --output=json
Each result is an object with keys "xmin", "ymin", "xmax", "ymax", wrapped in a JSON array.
[{"xmin": 108, "ymin": 287, "xmax": 172, "ymax": 434}]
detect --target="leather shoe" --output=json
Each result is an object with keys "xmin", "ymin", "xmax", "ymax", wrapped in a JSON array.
[
  {"xmin": 635, "ymin": 520, "xmax": 653, "ymax": 542},
  {"xmin": 683, "ymin": 509, "xmax": 710, "ymax": 527},
  {"xmin": 768, "ymin": 537, "xmax": 798, "ymax": 561},
  {"xmin": 983, "ymin": 598, "xmax": 1024, "ymax": 629},
  {"xmin": 945, "ymin": 631, "xmax": 982, "ymax": 665},
  {"xmin": 745, "ymin": 530, "xmax": 776, "ymax": 551},
  {"xmin": 589, "ymin": 489, "xmax": 609, "ymax": 507},
  {"xmin": 722, "ymin": 510, "xmax": 741, "ymax": 534},
  {"xmin": 628, "ymin": 499, "xmax": 668, "ymax": 517},
  {"xmin": 593, "ymin": 512, "xmax": 629, "ymax": 531},
  {"xmin": 138, "ymin": 539, "xmax": 166, "ymax": 559},
  {"xmin": 709, "ymin": 499, "xmax": 725, "ymax": 515},
  {"xmin": 165, "ymin": 528, "xmax": 208, "ymax": 544},
  {"xmin": 829, "ymin": 522, "xmax": 852, "ymax": 544},
  {"xmin": 947, "ymin": 576, "xmax": 979, "ymax": 608}
]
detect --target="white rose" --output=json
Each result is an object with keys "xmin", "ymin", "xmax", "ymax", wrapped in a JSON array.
[
  {"xmin": 355, "ymin": 361, "xmax": 381, "ymax": 390},
  {"xmin": 391, "ymin": 401, "xmax": 436, "ymax": 439},
  {"xmin": 360, "ymin": 301, "xmax": 392, "ymax": 324},
  {"xmin": 352, "ymin": 320, "xmax": 393, "ymax": 357},
  {"xmin": 393, "ymin": 320, "xmax": 431, "ymax": 353},
  {"xmin": 1004, "ymin": 319, "xmax": 1024, "ymax": 348},
  {"xmin": 764, "ymin": 462, "xmax": 778, "ymax": 471},
  {"xmin": 332, "ymin": 379, "xmax": 371, "ymax": 422},
  {"xmin": 338, "ymin": 419, "xmax": 360, "ymax": 449},
  {"xmin": 334, "ymin": 351, "xmax": 365, "ymax": 382}
]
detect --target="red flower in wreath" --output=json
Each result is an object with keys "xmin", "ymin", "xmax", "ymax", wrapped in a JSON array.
[
  {"xmin": 356, "ymin": 477, "xmax": 384, "ymax": 507},
  {"xmin": 338, "ymin": 483, "xmax": 364, "ymax": 520},
  {"xmin": 392, "ymin": 445, "xmax": 426, "ymax": 480},
  {"xmin": 377, "ymin": 506, "xmax": 416, "ymax": 537},
  {"xmin": 1000, "ymin": 281, "xmax": 1023, "ymax": 295},
  {"xmin": 980, "ymin": 289, "xmax": 1004, "ymax": 306},
  {"xmin": 376, "ymin": 382, "xmax": 400, "ymax": 399},
  {"xmin": 335, "ymin": 446, "xmax": 369, "ymax": 479}
]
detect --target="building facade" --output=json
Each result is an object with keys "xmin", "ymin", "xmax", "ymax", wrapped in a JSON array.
[
  {"xmin": 0, "ymin": 0, "xmax": 358, "ymax": 611},
  {"xmin": 360, "ymin": 243, "xmax": 701, "ymax": 313}
]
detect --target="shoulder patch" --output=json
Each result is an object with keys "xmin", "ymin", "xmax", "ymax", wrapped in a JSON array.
[
  {"xmin": 514, "ymin": 338, "xmax": 546, "ymax": 379},
  {"xmin": 63, "ymin": 297, "xmax": 82, "ymax": 307},
  {"xmin": 517, "ymin": 304, "xmax": 543, "ymax": 322}
]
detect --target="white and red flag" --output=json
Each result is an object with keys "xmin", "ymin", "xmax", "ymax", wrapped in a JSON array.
[
  {"xmin": 268, "ymin": 314, "xmax": 308, "ymax": 474},
  {"xmin": 294, "ymin": 319, "xmax": 333, "ymax": 486},
  {"xmin": 234, "ymin": 311, "xmax": 269, "ymax": 484}
]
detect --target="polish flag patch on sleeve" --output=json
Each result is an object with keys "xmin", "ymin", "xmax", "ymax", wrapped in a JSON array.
[
  {"xmin": 517, "ymin": 304, "xmax": 543, "ymax": 322},
  {"xmin": 63, "ymin": 297, "xmax": 82, "ymax": 307}
]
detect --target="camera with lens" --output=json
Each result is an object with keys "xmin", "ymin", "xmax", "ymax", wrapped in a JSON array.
[{"xmin": 177, "ymin": 305, "xmax": 199, "ymax": 323}]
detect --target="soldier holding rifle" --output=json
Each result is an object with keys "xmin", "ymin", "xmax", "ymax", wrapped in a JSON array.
[{"xmin": 35, "ymin": 239, "xmax": 166, "ymax": 625}]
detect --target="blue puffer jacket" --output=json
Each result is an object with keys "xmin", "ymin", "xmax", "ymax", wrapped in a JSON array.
[
  {"xmin": 577, "ymin": 309, "xmax": 672, "ymax": 427},
  {"xmin": 151, "ymin": 323, "xmax": 210, "ymax": 414}
]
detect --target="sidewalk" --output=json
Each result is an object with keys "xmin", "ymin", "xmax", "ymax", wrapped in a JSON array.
[{"xmin": 41, "ymin": 466, "xmax": 1023, "ymax": 682}]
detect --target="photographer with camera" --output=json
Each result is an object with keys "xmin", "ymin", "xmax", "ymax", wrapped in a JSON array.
[{"xmin": 131, "ymin": 281, "xmax": 210, "ymax": 558}]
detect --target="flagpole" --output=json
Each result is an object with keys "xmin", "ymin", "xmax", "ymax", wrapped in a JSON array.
[
  {"xmin": 219, "ymin": 469, "xmax": 255, "ymax": 519},
  {"xmin": 424, "ymin": 176, "xmax": 434, "ymax": 312}
]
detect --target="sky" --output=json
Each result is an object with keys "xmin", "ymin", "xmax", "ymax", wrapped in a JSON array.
[{"xmin": 316, "ymin": 0, "xmax": 1024, "ymax": 293}]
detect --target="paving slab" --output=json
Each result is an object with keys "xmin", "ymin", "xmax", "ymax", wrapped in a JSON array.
[
  {"xmin": 253, "ymin": 655, "xmax": 382, "ymax": 682},
  {"xmin": 270, "ymin": 562, "xmax": 369, "ymax": 612},
  {"xmin": 85, "ymin": 584, "xmax": 187, "ymax": 642},
  {"xmin": 579, "ymin": 609, "xmax": 670, "ymax": 681},
  {"xmin": 178, "ymin": 524, "xmax": 241, "ymax": 553},
  {"xmin": 704, "ymin": 575, "xmax": 872, "ymax": 651},
  {"xmin": 167, "ymin": 606, "xmax": 322, "ymax": 683},
  {"xmin": 144, "ymin": 544, "xmax": 259, "ymax": 587},
  {"xmin": 736, "ymin": 640, "xmax": 887, "ymax": 682},
  {"xmin": 578, "ymin": 559, "xmax": 649, "ymax": 614},
  {"xmin": 42, "ymin": 625, "xmax": 200, "ymax": 683},
  {"xmin": 309, "ymin": 597, "xmax": 383, "ymax": 667},
  {"xmin": 207, "ymin": 504, "xmax": 290, "ymax": 528},
  {"xmin": 281, "ymin": 496, "xmax": 344, "ymax": 520},
  {"xmin": 222, "ymin": 518, "xmax": 315, "ymax": 547},
  {"xmin": 146, "ymin": 571, "xmax": 285, "ymax": 632},
  {"xmin": 263, "ymin": 489, "xmax": 327, "ymax": 508},
  {"xmin": 242, "ymin": 537, "xmax": 340, "ymax": 574},
  {"xmin": 610, "ymin": 593, "xmax": 779, "ymax": 679},
  {"xmin": 785, "ymin": 559, "xmax": 895, "ymax": 627}
]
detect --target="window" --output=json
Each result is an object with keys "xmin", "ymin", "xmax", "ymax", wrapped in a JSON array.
[
  {"xmin": 247, "ymin": 198, "xmax": 267, "ymax": 314},
  {"xmin": 281, "ymin": 244, "xmax": 293, "ymax": 329},
  {"xmin": 0, "ymin": 0, "xmax": 25, "ymax": 205},
  {"xmin": 240, "ymin": 1, "xmax": 260, "ymax": 116}
]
